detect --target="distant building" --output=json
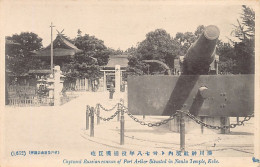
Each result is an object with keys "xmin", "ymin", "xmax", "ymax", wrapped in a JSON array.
[
  {"xmin": 31, "ymin": 33, "xmax": 82, "ymax": 67},
  {"xmin": 104, "ymin": 55, "xmax": 129, "ymax": 69},
  {"xmin": 7, "ymin": 33, "xmax": 130, "ymax": 92},
  {"xmin": 32, "ymin": 34, "xmax": 129, "ymax": 91},
  {"xmin": 30, "ymin": 34, "xmax": 93, "ymax": 91},
  {"xmin": 101, "ymin": 55, "xmax": 129, "ymax": 91}
]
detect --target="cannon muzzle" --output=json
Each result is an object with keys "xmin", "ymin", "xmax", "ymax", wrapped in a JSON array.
[{"xmin": 183, "ymin": 25, "xmax": 220, "ymax": 75}]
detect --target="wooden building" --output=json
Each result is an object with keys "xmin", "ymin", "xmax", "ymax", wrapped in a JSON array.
[
  {"xmin": 30, "ymin": 34, "xmax": 94, "ymax": 91},
  {"xmin": 31, "ymin": 33, "xmax": 82, "ymax": 67}
]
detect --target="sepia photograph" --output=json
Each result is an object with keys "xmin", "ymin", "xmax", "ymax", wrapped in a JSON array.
[{"xmin": 0, "ymin": 0, "xmax": 259, "ymax": 166}]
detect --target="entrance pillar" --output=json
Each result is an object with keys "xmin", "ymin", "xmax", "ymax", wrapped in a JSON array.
[
  {"xmin": 54, "ymin": 65, "xmax": 62, "ymax": 106},
  {"xmin": 115, "ymin": 65, "xmax": 121, "ymax": 93},
  {"xmin": 104, "ymin": 71, "xmax": 107, "ymax": 91}
]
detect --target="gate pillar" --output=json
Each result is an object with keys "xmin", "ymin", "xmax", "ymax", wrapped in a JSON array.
[{"xmin": 115, "ymin": 65, "xmax": 121, "ymax": 93}]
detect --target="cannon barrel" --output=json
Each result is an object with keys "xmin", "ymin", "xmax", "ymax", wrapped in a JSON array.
[{"xmin": 183, "ymin": 25, "xmax": 220, "ymax": 75}]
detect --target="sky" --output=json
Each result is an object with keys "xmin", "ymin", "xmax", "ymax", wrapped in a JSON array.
[{"xmin": 0, "ymin": 1, "xmax": 255, "ymax": 50}]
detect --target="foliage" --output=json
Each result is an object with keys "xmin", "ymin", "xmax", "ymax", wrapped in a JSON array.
[
  {"xmin": 174, "ymin": 25, "xmax": 205, "ymax": 56},
  {"xmin": 231, "ymin": 5, "xmax": 255, "ymax": 40},
  {"xmin": 124, "ymin": 46, "xmax": 137, "ymax": 55},
  {"xmin": 127, "ymin": 26, "xmax": 209, "ymax": 75},
  {"xmin": 127, "ymin": 29, "xmax": 181, "ymax": 75},
  {"xmin": 62, "ymin": 57, "xmax": 102, "ymax": 82},
  {"xmin": 233, "ymin": 5, "xmax": 255, "ymax": 74},
  {"xmin": 219, "ymin": 5, "xmax": 255, "ymax": 74},
  {"xmin": 63, "ymin": 34, "xmax": 110, "ymax": 81},
  {"xmin": 5, "ymin": 32, "xmax": 44, "ymax": 75},
  {"xmin": 74, "ymin": 34, "xmax": 110, "ymax": 66},
  {"xmin": 233, "ymin": 38, "xmax": 255, "ymax": 74},
  {"xmin": 8, "ymin": 32, "xmax": 43, "ymax": 54},
  {"xmin": 106, "ymin": 48, "xmax": 125, "ymax": 56},
  {"xmin": 114, "ymin": 48, "xmax": 124, "ymax": 55},
  {"xmin": 126, "ymin": 55, "xmax": 148, "ymax": 76},
  {"xmin": 216, "ymin": 41, "xmax": 237, "ymax": 73}
]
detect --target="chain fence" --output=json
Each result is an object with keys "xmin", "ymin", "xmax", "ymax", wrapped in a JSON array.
[
  {"xmin": 86, "ymin": 101, "xmax": 254, "ymax": 148},
  {"xmin": 94, "ymin": 109, "xmax": 120, "ymax": 121},
  {"xmin": 123, "ymin": 107, "xmax": 179, "ymax": 127},
  {"xmin": 98, "ymin": 103, "xmax": 118, "ymax": 112},
  {"xmin": 182, "ymin": 110, "xmax": 254, "ymax": 130},
  {"xmin": 88, "ymin": 102, "xmax": 254, "ymax": 130}
]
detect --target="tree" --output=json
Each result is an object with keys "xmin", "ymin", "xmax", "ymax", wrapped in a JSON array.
[
  {"xmin": 62, "ymin": 34, "xmax": 111, "ymax": 81},
  {"xmin": 216, "ymin": 5, "xmax": 255, "ymax": 74},
  {"xmin": 216, "ymin": 41, "xmax": 237, "ymax": 73},
  {"xmin": 74, "ymin": 34, "xmax": 110, "ymax": 66},
  {"xmin": 233, "ymin": 38, "xmax": 254, "ymax": 74},
  {"xmin": 5, "ymin": 32, "xmax": 43, "ymax": 75},
  {"xmin": 126, "ymin": 55, "xmax": 148, "ymax": 76},
  {"xmin": 108, "ymin": 48, "xmax": 125, "ymax": 56},
  {"xmin": 128, "ymin": 29, "xmax": 181, "ymax": 75},
  {"xmin": 124, "ymin": 46, "xmax": 137, "ymax": 55},
  {"xmin": 174, "ymin": 32, "xmax": 196, "ymax": 56},
  {"xmin": 115, "ymin": 48, "xmax": 124, "ymax": 55},
  {"xmin": 230, "ymin": 5, "xmax": 255, "ymax": 74},
  {"xmin": 231, "ymin": 5, "xmax": 255, "ymax": 41},
  {"xmin": 77, "ymin": 29, "xmax": 82, "ymax": 37},
  {"xmin": 62, "ymin": 57, "xmax": 101, "ymax": 81},
  {"xmin": 173, "ymin": 25, "xmax": 241, "ymax": 74},
  {"xmin": 174, "ymin": 25, "xmax": 205, "ymax": 56}
]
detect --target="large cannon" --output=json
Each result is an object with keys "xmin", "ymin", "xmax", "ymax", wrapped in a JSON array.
[
  {"xmin": 128, "ymin": 25, "xmax": 254, "ymax": 119},
  {"xmin": 183, "ymin": 25, "xmax": 220, "ymax": 75}
]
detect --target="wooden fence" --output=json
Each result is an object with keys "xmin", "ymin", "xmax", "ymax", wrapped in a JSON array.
[
  {"xmin": 8, "ymin": 96, "xmax": 54, "ymax": 107},
  {"xmin": 63, "ymin": 78, "xmax": 89, "ymax": 91},
  {"xmin": 7, "ymin": 85, "xmax": 54, "ymax": 106}
]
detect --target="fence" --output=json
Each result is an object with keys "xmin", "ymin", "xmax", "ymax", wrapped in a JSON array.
[
  {"xmin": 8, "ymin": 96, "xmax": 54, "ymax": 107},
  {"xmin": 85, "ymin": 99, "xmax": 254, "ymax": 151},
  {"xmin": 7, "ymin": 87, "xmax": 80, "ymax": 107},
  {"xmin": 7, "ymin": 85, "xmax": 36, "ymax": 96},
  {"xmin": 64, "ymin": 78, "xmax": 105, "ymax": 92},
  {"xmin": 7, "ymin": 85, "xmax": 55, "ymax": 106},
  {"xmin": 64, "ymin": 79, "xmax": 90, "ymax": 91}
]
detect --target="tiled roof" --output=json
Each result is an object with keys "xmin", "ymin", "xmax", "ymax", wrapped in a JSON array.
[
  {"xmin": 32, "ymin": 48, "xmax": 79, "ymax": 57},
  {"xmin": 31, "ymin": 34, "xmax": 82, "ymax": 57},
  {"xmin": 104, "ymin": 55, "xmax": 129, "ymax": 68},
  {"xmin": 45, "ymin": 35, "xmax": 80, "ymax": 51}
]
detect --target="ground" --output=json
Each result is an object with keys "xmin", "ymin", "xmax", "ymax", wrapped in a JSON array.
[{"xmin": 1, "ymin": 91, "xmax": 256, "ymax": 167}]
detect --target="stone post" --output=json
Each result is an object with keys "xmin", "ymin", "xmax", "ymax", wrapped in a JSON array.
[
  {"xmin": 47, "ymin": 74, "xmax": 54, "ymax": 106},
  {"xmin": 115, "ymin": 65, "xmax": 121, "ymax": 93},
  {"xmin": 54, "ymin": 65, "xmax": 62, "ymax": 106},
  {"xmin": 103, "ymin": 71, "xmax": 107, "ymax": 91}
]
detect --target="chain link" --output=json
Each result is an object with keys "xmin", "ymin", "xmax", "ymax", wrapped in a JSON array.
[
  {"xmin": 123, "ymin": 108, "xmax": 179, "ymax": 127},
  {"xmin": 93, "ymin": 108, "xmax": 120, "ymax": 121},
  {"xmin": 183, "ymin": 111, "xmax": 254, "ymax": 130},
  {"xmin": 98, "ymin": 103, "xmax": 119, "ymax": 112},
  {"xmin": 92, "ymin": 103, "xmax": 254, "ymax": 129}
]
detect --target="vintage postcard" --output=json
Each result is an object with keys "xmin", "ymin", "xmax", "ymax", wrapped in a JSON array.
[{"xmin": 0, "ymin": 0, "xmax": 259, "ymax": 166}]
